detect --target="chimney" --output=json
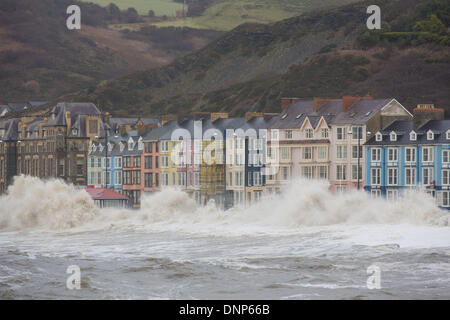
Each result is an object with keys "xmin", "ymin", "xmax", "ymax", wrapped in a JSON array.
[
  {"xmin": 342, "ymin": 95, "xmax": 372, "ymax": 112},
  {"xmin": 65, "ymin": 111, "xmax": 71, "ymax": 135},
  {"xmin": 281, "ymin": 98, "xmax": 300, "ymax": 111},
  {"xmin": 103, "ymin": 112, "xmax": 111, "ymax": 125},
  {"xmin": 211, "ymin": 112, "xmax": 228, "ymax": 123},
  {"xmin": 162, "ymin": 114, "xmax": 177, "ymax": 126},
  {"xmin": 413, "ymin": 104, "xmax": 445, "ymax": 129},
  {"xmin": 245, "ymin": 112, "xmax": 263, "ymax": 122}
]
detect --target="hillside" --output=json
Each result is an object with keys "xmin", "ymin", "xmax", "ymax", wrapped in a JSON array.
[
  {"xmin": 60, "ymin": 0, "xmax": 449, "ymax": 117},
  {"xmin": 151, "ymin": 0, "xmax": 362, "ymax": 31},
  {"xmin": 0, "ymin": 0, "xmax": 221, "ymax": 103}
]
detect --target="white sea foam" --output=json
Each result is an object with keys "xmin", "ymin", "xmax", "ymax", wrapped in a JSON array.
[{"xmin": 0, "ymin": 175, "xmax": 449, "ymax": 233}]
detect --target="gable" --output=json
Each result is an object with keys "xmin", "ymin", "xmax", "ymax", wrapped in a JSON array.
[{"xmin": 380, "ymin": 99, "xmax": 413, "ymax": 117}]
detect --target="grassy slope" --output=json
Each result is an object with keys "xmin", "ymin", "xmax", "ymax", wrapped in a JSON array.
[
  {"xmin": 152, "ymin": 0, "xmax": 361, "ymax": 31},
  {"xmin": 79, "ymin": 0, "xmax": 183, "ymax": 16},
  {"xmin": 60, "ymin": 0, "xmax": 449, "ymax": 117},
  {"xmin": 0, "ymin": 0, "xmax": 219, "ymax": 103}
]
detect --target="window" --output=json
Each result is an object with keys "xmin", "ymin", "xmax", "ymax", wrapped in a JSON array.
[
  {"xmin": 145, "ymin": 156, "xmax": 152, "ymax": 169},
  {"xmin": 405, "ymin": 168, "xmax": 416, "ymax": 186},
  {"xmin": 405, "ymin": 148, "xmax": 416, "ymax": 163},
  {"xmin": 388, "ymin": 148, "xmax": 398, "ymax": 162},
  {"xmin": 447, "ymin": 131, "xmax": 450, "ymax": 140},
  {"xmin": 133, "ymin": 156, "xmax": 141, "ymax": 168},
  {"xmin": 336, "ymin": 145, "xmax": 347, "ymax": 159},
  {"xmin": 375, "ymin": 132, "xmax": 382, "ymax": 142},
  {"xmin": 352, "ymin": 146, "xmax": 362, "ymax": 159},
  {"xmin": 387, "ymin": 190, "xmax": 398, "ymax": 201},
  {"xmin": 115, "ymin": 171, "xmax": 122, "ymax": 185},
  {"xmin": 115, "ymin": 157, "xmax": 122, "ymax": 168},
  {"xmin": 371, "ymin": 148, "xmax": 381, "ymax": 162},
  {"xmin": 281, "ymin": 147, "xmax": 290, "ymax": 160},
  {"xmin": 161, "ymin": 141, "xmax": 169, "ymax": 152},
  {"xmin": 388, "ymin": 168, "xmax": 398, "ymax": 185},
  {"xmin": 303, "ymin": 147, "xmax": 312, "ymax": 160},
  {"xmin": 352, "ymin": 165, "xmax": 362, "ymax": 181},
  {"xmin": 253, "ymin": 172, "xmax": 262, "ymax": 186},
  {"xmin": 371, "ymin": 168, "xmax": 381, "ymax": 185},
  {"xmin": 161, "ymin": 156, "xmax": 169, "ymax": 168},
  {"xmin": 76, "ymin": 159, "xmax": 83, "ymax": 176},
  {"xmin": 337, "ymin": 127, "xmax": 347, "ymax": 140},
  {"xmin": 123, "ymin": 156, "xmax": 131, "ymax": 168},
  {"xmin": 302, "ymin": 166, "xmax": 313, "ymax": 179},
  {"xmin": 285, "ymin": 130, "xmax": 292, "ymax": 139},
  {"xmin": 422, "ymin": 147, "xmax": 433, "ymax": 162},
  {"xmin": 440, "ymin": 191, "xmax": 450, "ymax": 207},
  {"xmin": 254, "ymin": 190, "xmax": 262, "ymax": 202},
  {"xmin": 318, "ymin": 166, "xmax": 327, "ymax": 179},
  {"xmin": 194, "ymin": 172, "xmax": 200, "ymax": 186},
  {"xmin": 390, "ymin": 132, "xmax": 397, "ymax": 141},
  {"xmin": 442, "ymin": 169, "xmax": 450, "ymax": 186},
  {"xmin": 132, "ymin": 170, "xmax": 141, "ymax": 185},
  {"xmin": 336, "ymin": 185, "xmax": 347, "ymax": 193},
  {"xmin": 336, "ymin": 165, "xmax": 347, "ymax": 180},
  {"xmin": 442, "ymin": 150, "xmax": 450, "ymax": 164},
  {"xmin": 123, "ymin": 171, "xmax": 131, "ymax": 185},
  {"xmin": 427, "ymin": 131, "xmax": 434, "ymax": 141},
  {"xmin": 97, "ymin": 158, "xmax": 101, "ymax": 168},
  {"xmin": 318, "ymin": 146, "xmax": 327, "ymax": 160},
  {"xmin": 321, "ymin": 128, "xmax": 329, "ymax": 138},
  {"xmin": 352, "ymin": 127, "xmax": 362, "ymax": 140},
  {"xmin": 371, "ymin": 189, "xmax": 381, "ymax": 198},
  {"xmin": 410, "ymin": 131, "xmax": 417, "ymax": 141},
  {"xmin": 305, "ymin": 129, "xmax": 313, "ymax": 139},
  {"xmin": 145, "ymin": 142, "xmax": 152, "ymax": 153},
  {"xmin": 162, "ymin": 172, "xmax": 169, "ymax": 186},
  {"xmin": 423, "ymin": 167, "xmax": 433, "ymax": 185},
  {"xmin": 178, "ymin": 172, "xmax": 185, "ymax": 186},
  {"xmin": 281, "ymin": 167, "xmax": 289, "ymax": 180}
]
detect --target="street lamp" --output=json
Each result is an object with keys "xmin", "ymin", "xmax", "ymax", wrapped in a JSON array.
[{"xmin": 348, "ymin": 127, "xmax": 366, "ymax": 191}]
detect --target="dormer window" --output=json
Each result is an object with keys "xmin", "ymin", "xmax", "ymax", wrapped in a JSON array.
[
  {"xmin": 447, "ymin": 130, "xmax": 450, "ymax": 140},
  {"xmin": 375, "ymin": 132, "xmax": 382, "ymax": 142},
  {"xmin": 92, "ymin": 144, "xmax": 97, "ymax": 152},
  {"xmin": 99, "ymin": 144, "xmax": 104, "ymax": 152},
  {"xmin": 427, "ymin": 130, "xmax": 434, "ymax": 141},
  {"xmin": 410, "ymin": 131, "xmax": 417, "ymax": 141},
  {"xmin": 306, "ymin": 129, "xmax": 313, "ymax": 139},
  {"xmin": 390, "ymin": 131, "xmax": 397, "ymax": 142},
  {"xmin": 128, "ymin": 138, "xmax": 134, "ymax": 151},
  {"xmin": 119, "ymin": 142, "xmax": 125, "ymax": 152},
  {"xmin": 108, "ymin": 143, "xmax": 113, "ymax": 153},
  {"xmin": 138, "ymin": 137, "xmax": 143, "ymax": 150},
  {"xmin": 72, "ymin": 128, "xmax": 78, "ymax": 136}
]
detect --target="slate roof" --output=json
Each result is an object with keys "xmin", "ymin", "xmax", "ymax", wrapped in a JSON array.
[
  {"xmin": 83, "ymin": 187, "xmax": 129, "ymax": 200},
  {"xmin": 365, "ymin": 120, "xmax": 450, "ymax": 146},
  {"xmin": 330, "ymin": 99, "xmax": 394, "ymax": 125}
]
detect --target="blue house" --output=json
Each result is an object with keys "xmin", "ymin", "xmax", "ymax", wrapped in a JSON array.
[{"xmin": 364, "ymin": 119, "xmax": 450, "ymax": 208}]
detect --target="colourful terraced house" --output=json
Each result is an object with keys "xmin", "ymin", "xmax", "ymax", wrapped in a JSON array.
[{"xmin": 364, "ymin": 104, "xmax": 449, "ymax": 208}]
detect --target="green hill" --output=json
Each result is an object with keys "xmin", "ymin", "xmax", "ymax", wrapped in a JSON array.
[
  {"xmin": 60, "ymin": 0, "xmax": 449, "ymax": 117},
  {"xmin": 0, "ymin": 0, "xmax": 220, "ymax": 103}
]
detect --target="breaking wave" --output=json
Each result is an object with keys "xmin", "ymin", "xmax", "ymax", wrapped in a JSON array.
[{"xmin": 0, "ymin": 175, "xmax": 448, "ymax": 232}]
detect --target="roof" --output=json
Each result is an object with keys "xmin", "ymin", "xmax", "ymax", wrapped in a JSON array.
[
  {"xmin": 365, "ymin": 120, "xmax": 450, "ymax": 146},
  {"xmin": 330, "ymin": 99, "xmax": 393, "ymax": 125},
  {"xmin": 83, "ymin": 187, "xmax": 129, "ymax": 200}
]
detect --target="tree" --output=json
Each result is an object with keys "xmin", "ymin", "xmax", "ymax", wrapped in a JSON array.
[
  {"xmin": 413, "ymin": 14, "xmax": 447, "ymax": 35},
  {"xmin": 125, "ymin": 7, "xmax": 140, "ymax": 23}
]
